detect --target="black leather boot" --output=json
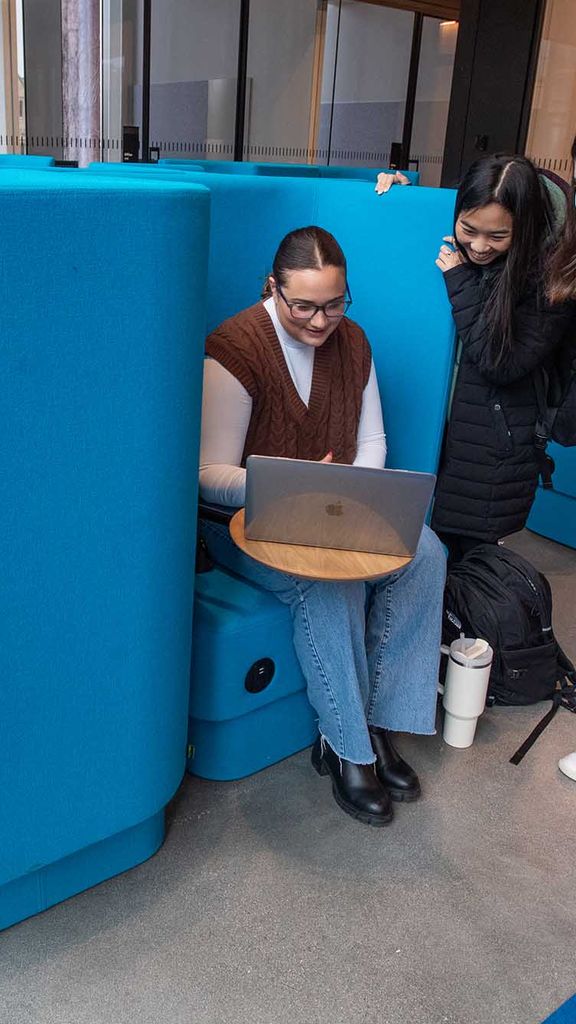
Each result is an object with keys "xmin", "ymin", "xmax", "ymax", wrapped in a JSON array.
[
  {"xmin": 368, "ymin": 726, "xmax": 421, "ymax": 802},
  {"xmin": 311, "ymin": 737, "xmax": 393, "ymax": 826}
]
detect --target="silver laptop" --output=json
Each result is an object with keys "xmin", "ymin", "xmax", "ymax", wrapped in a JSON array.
[{"xmin": 244, "ymin": 456, "xmax": 436, "ymax": 557}]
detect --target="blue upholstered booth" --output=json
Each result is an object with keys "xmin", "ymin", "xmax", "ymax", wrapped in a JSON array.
[
  {"xmin": 151, "ymin": 170, "xmax": 453, "ymax": 779},
  {"xmin": 0, "ymin": 169, "xmax": 210, "ymax": 930},
  {"xmin": 0, "ymin": 153, "xmax": 55, "ymax": 167},
  {"xmin": 58, "ymin": 161, "xmax": 457, "ymax": 781}
]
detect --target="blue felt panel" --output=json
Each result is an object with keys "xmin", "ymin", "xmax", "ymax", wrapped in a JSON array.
[
  {"xmin": 527, "ymin": 444, "xmax": 576, "ymax": 549},
  {"xmin": 541, "ymin": 993, "xmax": 576, "ymax": 1023},
  {"xmin": 0, "ymin": 171, "xmax": 210, "ymax": 904},
  {"xmin": 87, "ymin": 160, "xmax": 205, "ymax": 175},
  {"xmin": 0, "ymin": 153, "xmax": 55, "ymax": 167},
  {"xmin": 159, "ymin": 158, "xmax": 419, "ymax": 184},
  {"xmin": 316, "ymin": 182, "xmax": 456, "ymax": 472},
  {"xmin": 0, "ymin": 813, "xmax": 164, "ymax": 932}
]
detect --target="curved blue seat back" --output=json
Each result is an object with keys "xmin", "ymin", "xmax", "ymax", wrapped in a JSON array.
[
  {"xmin": 0, "ymin": 170, "xmax": 210, "ymax": 926},
  {"xmin": 82, "ymin": 166, "xmax": 454, "ymax": 472},
  {"xmin": 152, "ymin": 170, "xmax": 455, "ymax": 472}
]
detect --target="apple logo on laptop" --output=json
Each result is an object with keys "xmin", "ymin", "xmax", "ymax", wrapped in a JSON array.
[{"xmin": 325, "ymin": 501, "xmax": 344, "ymax": 516}]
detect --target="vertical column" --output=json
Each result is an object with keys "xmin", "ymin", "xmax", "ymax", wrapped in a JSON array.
[
  {"xmin": 441, "ymin": 0, "xmax": 544, "ymax": 186},
  {"xmin": 61, "ymin": 0, "xmax": 100, "ymax": 166}
]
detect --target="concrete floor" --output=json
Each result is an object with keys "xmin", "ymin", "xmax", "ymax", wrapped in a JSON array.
[{"xmin": 1, "ymin": 530, "xmax": 575, "ymax": 1024}]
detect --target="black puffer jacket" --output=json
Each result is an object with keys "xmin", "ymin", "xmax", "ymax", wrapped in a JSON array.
[{"xmin": 431, "ymin": 262, "xmax": 574, "ymax": 542}]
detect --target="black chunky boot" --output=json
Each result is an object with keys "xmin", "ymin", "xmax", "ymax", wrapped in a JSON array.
[
  {"xmin": 311, "ymin": 737, "xmax": 394, "ymax": 827},
  {"xmin": 368, "ymin": 726, "xmax": 421, "ymax": 802}
]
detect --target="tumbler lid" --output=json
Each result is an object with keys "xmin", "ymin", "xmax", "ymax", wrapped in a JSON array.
[{"xmin": 449, "ymin": 637, "xmax": 493, "ymax": 669}]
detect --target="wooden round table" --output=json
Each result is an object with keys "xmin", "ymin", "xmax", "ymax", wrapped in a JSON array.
[{"xmin": 229, "ymin": 509, "xmax": 412, "ymax": 582}]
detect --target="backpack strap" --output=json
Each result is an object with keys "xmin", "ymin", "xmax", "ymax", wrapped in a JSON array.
[
  {"xmin": 510, "ymin": 676, "xmax": 576, "ymax": 765},
  {"xmin": 533, "ymin": 367, "xmax": 556, "ymax": 489}
]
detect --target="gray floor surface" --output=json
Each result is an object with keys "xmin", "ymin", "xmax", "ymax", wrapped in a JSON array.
[{"xmin": 1, "ymin": 529, "xmax": 575, "ymax": 1024}]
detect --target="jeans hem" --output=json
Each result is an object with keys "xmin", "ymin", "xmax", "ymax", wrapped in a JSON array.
[
  {"xmin": 367, "ymin": 720, "xmax": 437, "ymax": 737},
  {"xmin": 320, "ymin": 732, "xmax": 377, "ymax": 766}
]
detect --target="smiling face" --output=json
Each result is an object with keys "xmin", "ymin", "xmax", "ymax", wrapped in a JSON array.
[
  {"xmin": 455, "ymin": 202, "xmax": 513, "ymax": 266},
  {"xmin": 270, "ymin": 265, "xmax": 348, "ymax": 347}
]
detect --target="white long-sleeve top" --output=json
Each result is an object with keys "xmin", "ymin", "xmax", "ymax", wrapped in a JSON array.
[{"xmin": 199, "ymin": 296, "xmax": 387, "ymax": 506}]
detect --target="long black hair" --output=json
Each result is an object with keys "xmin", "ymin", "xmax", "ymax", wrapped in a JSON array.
[
  {"xmin": 454, "ymin": 155, "xmax": 555, "ymax": 361},
  {"xmin": 546, "ymin": 136, "xmax": 576, "ymax": 303},
  {"xmin": 262, "ymin": 226, "xmax": 346, "ymax": 297}
]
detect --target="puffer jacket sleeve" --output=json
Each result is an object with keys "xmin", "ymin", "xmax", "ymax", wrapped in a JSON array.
[{"xmin": 443, "ymin": 263, "xmax": 575, "ymax": 385}]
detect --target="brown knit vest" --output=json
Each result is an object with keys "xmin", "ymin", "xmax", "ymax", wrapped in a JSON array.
[{"xmin": 205, "ymin": 302, "xmax": 372, "ymax": 465}]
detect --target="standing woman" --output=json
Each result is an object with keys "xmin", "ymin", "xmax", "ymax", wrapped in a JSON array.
[
  {"xmin": 199, "ymin": 226, "xmax": 447, "ymax": 827},
  {"xmin": 431, "ymin": 154, "xmax": 574, "ymax": 565}
]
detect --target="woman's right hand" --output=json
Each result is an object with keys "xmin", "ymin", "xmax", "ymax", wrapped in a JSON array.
[
  {"xmin": 436, "ymin": 236, "xmax": 464, "ymax": 273},
  {"xmin": 319, "ymin": 451, "xmax": 333, "ymax": 463}
]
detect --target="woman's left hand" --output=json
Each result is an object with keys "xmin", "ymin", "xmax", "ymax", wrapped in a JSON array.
[
  {"xmin": 375, "ymin": 170, "xmax": 411, "ymax": 194},
  {"xmin": 435, "ymin": 236, "xmax": 464, "ymax": 273}
]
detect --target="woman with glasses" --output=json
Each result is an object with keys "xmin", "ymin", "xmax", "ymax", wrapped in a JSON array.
[{"xmin": 199, "ymin": 225, "xmax": 446, "ymax": 828}]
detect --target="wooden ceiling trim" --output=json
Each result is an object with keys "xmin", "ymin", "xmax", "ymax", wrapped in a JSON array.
[{"xmin": 355, "ymin": 0, "xmax": 460, "ymax": 20}]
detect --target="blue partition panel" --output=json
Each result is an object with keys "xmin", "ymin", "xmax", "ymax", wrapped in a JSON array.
[
  {"xmin": 0, "ymin": 170, "xmax": 210, "ymax": 929},
  {"xmin": 528, "ymin": 444, "xmax": 576, "ymax": 549},
  {"xmin": 87, "ymin": 160, "xmax": 205, "ymax": 175},
  {"xmin": 0, "ymin": 153, "xmax": 55, "ymax": 167},
  {"xmin": 159, "ymin": 158, "xmax": 419, "ymax": 184},
  {"xmin": 316, "ymin": 164, "xmax": 419, "ymax": 185}
]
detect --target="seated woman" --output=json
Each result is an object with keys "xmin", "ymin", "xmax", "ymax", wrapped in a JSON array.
[{"xmin": 199, "ymin": 226, "xmax": 446, "ymax": 828}]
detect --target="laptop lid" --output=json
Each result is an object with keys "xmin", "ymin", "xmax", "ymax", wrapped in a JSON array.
[{"xmin": 244, "ymin": 456, "xmax": 436, "ymax": 557}]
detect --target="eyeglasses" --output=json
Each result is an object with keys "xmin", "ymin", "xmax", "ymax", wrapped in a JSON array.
[{"xmin": 276, "ymin": 282, "xmax": 353, "ymax": 321}]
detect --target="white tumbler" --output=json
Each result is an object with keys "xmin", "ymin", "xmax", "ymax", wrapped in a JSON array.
[{"xmin": 442, "ymin": 637, "xmax": 494, "ymax": 748}]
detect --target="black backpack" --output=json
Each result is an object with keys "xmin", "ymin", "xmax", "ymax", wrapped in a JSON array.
[{"xmin": 442, "ymin": 544, "xmax": 576, "ymax": 761}]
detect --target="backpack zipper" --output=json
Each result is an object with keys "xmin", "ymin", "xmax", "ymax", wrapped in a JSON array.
[{"xmin": 490, "ymin": 550, "xmax": 551, "ymax": 631}]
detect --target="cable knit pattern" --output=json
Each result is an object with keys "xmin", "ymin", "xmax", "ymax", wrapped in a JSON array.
[{"xmin": 205, "ymin": 302, "xmax": 372, "ymax": 465}]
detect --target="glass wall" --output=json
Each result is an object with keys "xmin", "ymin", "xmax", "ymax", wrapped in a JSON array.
[
  {"xmin": 319, "ymin": 0, "xmax": 413, "ymax": 167},
  {"xmin": 0, "ymin": 0, "xmax": 26, "ymax": 152},
  {"xmin": 526, "ymin": 0, "xmax": 576, "ymax": 182},
  {"xmin": 102, "ymin": 0, "xmax": 143, "ymax": 161},
  {"xmin": 3, "ymin": 0, "xmax": 460, "ymax": 178},
  {"xmin": 21, "ymin": 0, "xmax": 63, "ymax": 158},
  {"xmin": 148, "ymin": 0, "xmax": 240, "ymax": 160},
  {"xmin": 244, "ymin": 0, "xmax": 320, "ymax": 163},
  {"xmin": 411, "ymin": 18, "xmax": 458, "ymax": 186}
]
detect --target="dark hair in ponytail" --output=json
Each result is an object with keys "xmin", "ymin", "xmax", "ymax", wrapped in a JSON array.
[
  {"xmin": 454, "ymin": 155, "xmax": 554, "ymax": 363},
  {"xmin": 546, "ymin": 136, "xmax": 576, "ymax": 303},
  {"xmin": 262, "ymin": 226, "xmax": 346, "ymax": 297}
]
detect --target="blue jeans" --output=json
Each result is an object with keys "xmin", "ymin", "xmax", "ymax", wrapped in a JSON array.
[{"xmin": 200, "ymin": 521, "xmax": 446, "ymax": 764}]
